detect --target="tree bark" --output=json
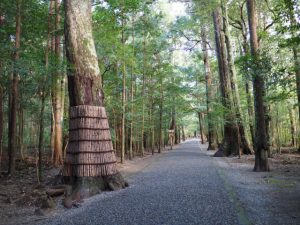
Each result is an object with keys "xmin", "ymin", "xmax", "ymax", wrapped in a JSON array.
[
  {"xmin": 129, "ymin": 16, "xmax": 135, "ymax": 160},
  {"xmin": 38, "ymin": 92, "xmax": 46, "ymax": 182},
  {"xmin": 246, "ymin": 0, "xmax": 269, "ymax": 171},
  {"xmin": 222, "ymin": 2, "xmax": 253, "ymax": 155},
  {"xmin": 63, "ymin": 0, "xmax": 127, "ymax": 198},
  {"xmin": 181, "ymin": 126, "xmax": 185, "ymax": 142},
  {"xmin": 141, "ymin": 30, "xmax": 146, "ymax": 156},
  {"xmin": 213, "ymin": 8, "xmax": 240, "ymax": 156},
  {"xmin": 198, "ymin": 112, "xmax": 205, "ymax": 144},
  {"xmin": 201, "ymin": 27, "xmax": 217, "ymax": 150},
  {"xmin": 51, "ymin": 0, "xmax": 65, "ymax": 166},
  {"xmin": 17, "ymin": 106, "xmax": 24, "ymax": 160},
  {"xmin": 0, "ymin": 85, "xmax": 3, "ymax": 169},
  {"xmin": 0, "ymin": 14, "xmax": 4, "ymax": 169},
  {"xmin": 288, "ymin": 106, "xmax": 296, "ymax": 147},
  {"xmin": 158, "ymin": 78, "xmax": 163, "ymax": 153},
  {"xmin": 8, "ymin": 0, "xmax": 21, "ymax": 175},
  {"xmin": 239, "ymin": 9, "xmax": 255, "ymax": 145},
  {"xmin": 121, "ymin": 9, "xmax": 126, "ymax": 164}
]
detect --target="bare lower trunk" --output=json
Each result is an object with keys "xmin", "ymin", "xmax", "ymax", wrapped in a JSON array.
[{"xmin": 63, "ymin": 0, "xmax": 127, "ymax": 198}]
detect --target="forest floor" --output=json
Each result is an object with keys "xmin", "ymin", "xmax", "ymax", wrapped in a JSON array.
[
  {"xmin": 0, "ymin": 148, "xmax": 172, "ymax": 225},
  {"xmin": 0, "ymin": 140, "xmax": 299, "ymax": 225}
]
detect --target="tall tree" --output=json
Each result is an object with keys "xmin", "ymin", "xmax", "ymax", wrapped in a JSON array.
[
  {"xmin": 213, "ymin": 8, "xmax": 240, "ymax": 156},
  {"xmin": 8, "ymin": 0, "xmax": 21, "ymax": 175},
  {"xmin": 246, "ymin": 0, "xmax": 269, "ymax": 171},
  {"xmin": 222, "ymin": 1, "xmax": 253, "ymax": 155},
  {"xmin": 51, "ymin": 0, "xmax": 65, "ymax": 166},
  {"xmin": 63, "ymin": 0, "xmax": 127, "ymax": 197},
  {"xmin": 200, "ymin": 26, "xmax": 217, "ymax": 150}
]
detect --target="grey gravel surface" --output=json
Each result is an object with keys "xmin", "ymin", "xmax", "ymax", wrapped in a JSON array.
[{"xmin": 39, "ymin": 140, "xmax": 244, "ymax": 225}]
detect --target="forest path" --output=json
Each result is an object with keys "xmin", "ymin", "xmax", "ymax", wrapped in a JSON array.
[{"xmin": 43, "ymin": 139, "xmax": 246, "ymax": 225}]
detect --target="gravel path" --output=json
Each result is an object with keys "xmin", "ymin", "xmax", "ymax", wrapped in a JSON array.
[{"xmin": 41, "ymin": 139, "xmax": 244, "ymax": 225}]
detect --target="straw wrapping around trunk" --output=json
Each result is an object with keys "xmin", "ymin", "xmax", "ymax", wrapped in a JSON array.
[{"xmin": 63, "ymin": 105, "xmax": 117, "ymax": 177}]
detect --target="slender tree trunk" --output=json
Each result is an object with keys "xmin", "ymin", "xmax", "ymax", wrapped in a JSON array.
[
  {"xmin": 8, "ymin": 0, "xmax": 21, "ymax": 175},
  {"xmin": 129, "ymin": 16, "xmax": 135, "ymax": 160},
  {"xmin": 0, "ymin": 14, "xmax": 3, "ymax": 169},
  {"xmin": 121, "ymin": 10, "xmax": 126, "ymax": 164},
  {"xmin": 158, "ymin": 80, "xmax": 163, "ymax": 153},
  {"xmin": 198, "ymin": 112, "xmax": 205, "ymax": 144},
  {"xmin": 0, "ymin": 85, "xmax": 3, "ymax": 168},
  {"xmin": 292, "ymin": 47, "xmax": 300, "ymax": 151},
  {"xmin": 201, "ymin": 27, "xmax": 216, "ymax": 150},
  {"xmin": 245, "ymin": 80, "xmax": 255, "ymax": 144},
  {"xmin": 141, "ymin": 31, "xmax": 146, "ymax": 157},
  {"xmin": 18, "ymin": 106, "xmax": 24, "ymax": 160},
  {"xmin": 150, "ymin": 100, "xmax": 155, "ymax": 155},
  {"xmin": 213, "ymin": 8, "xmax": 239, "ymax": 156},
  {"xmin": 222, "ymin": 2, "xmax": 253, "ymax": 155},
  {"xmin": 51, "ymin": 0, "xmax": 64, "ymax": 166},
  {"xmin": 181, "ymin": 126, "xmax": 185, "ymax": 141},
  {"xmin": 241, "ymin": 25, "xmax": 255, "ymax": 145},
  {"xmin": 288, "ymin": 106, "xmax": 296, "ymax": 147},
  {"xmin": 284, "ymin": 0, "xmax": 300, "ymax": 128},
  {"xmin": 63, "ymin": 0, "xmax": 127, "ymax": 198},
  {"xmin": 246, "ymin": 0, "xmax": 269, "ymax": 171},
  {"xmin": 38, "ymin": 92, "xmax": 46, "ymax": 182}
]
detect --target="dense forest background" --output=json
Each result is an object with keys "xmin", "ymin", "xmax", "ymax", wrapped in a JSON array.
[{"xmin": 0, "ymin": 0, "xmax": 299, "ymax": 177}]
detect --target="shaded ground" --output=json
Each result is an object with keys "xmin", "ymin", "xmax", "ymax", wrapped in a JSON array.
[
  {"xmin": 0, "ymin": 150, "xmax": 166, "ymax": 225},
  {"xmin": 207, "ymin": 148, "xmax": 300, "ymax": 225},
  {"xmin": 0, "ymin": 140, "xmax": 299, "ymax": 225}
]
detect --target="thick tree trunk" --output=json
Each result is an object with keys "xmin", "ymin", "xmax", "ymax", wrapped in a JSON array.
[
  {"xmin": 201, "ymin": 27, "xmax": 217, "ymax": 150},
  {"xmin": 222, "ymin": 2, "xmax": 253, "ymax": 155},
  {"xmin": 63, "ymin": 0, "xmax": 127, "ymax": 198},
  {"xmin": 246, "ymin": 0, "xmax": 269, "ymax": 171},
  {"xmin": 8, "ymin": 0, "xmax": 21, "ymax": 175},
  {"xmin": 213, "ymin": 8, "xmax": 240, "ymax": 156}
]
